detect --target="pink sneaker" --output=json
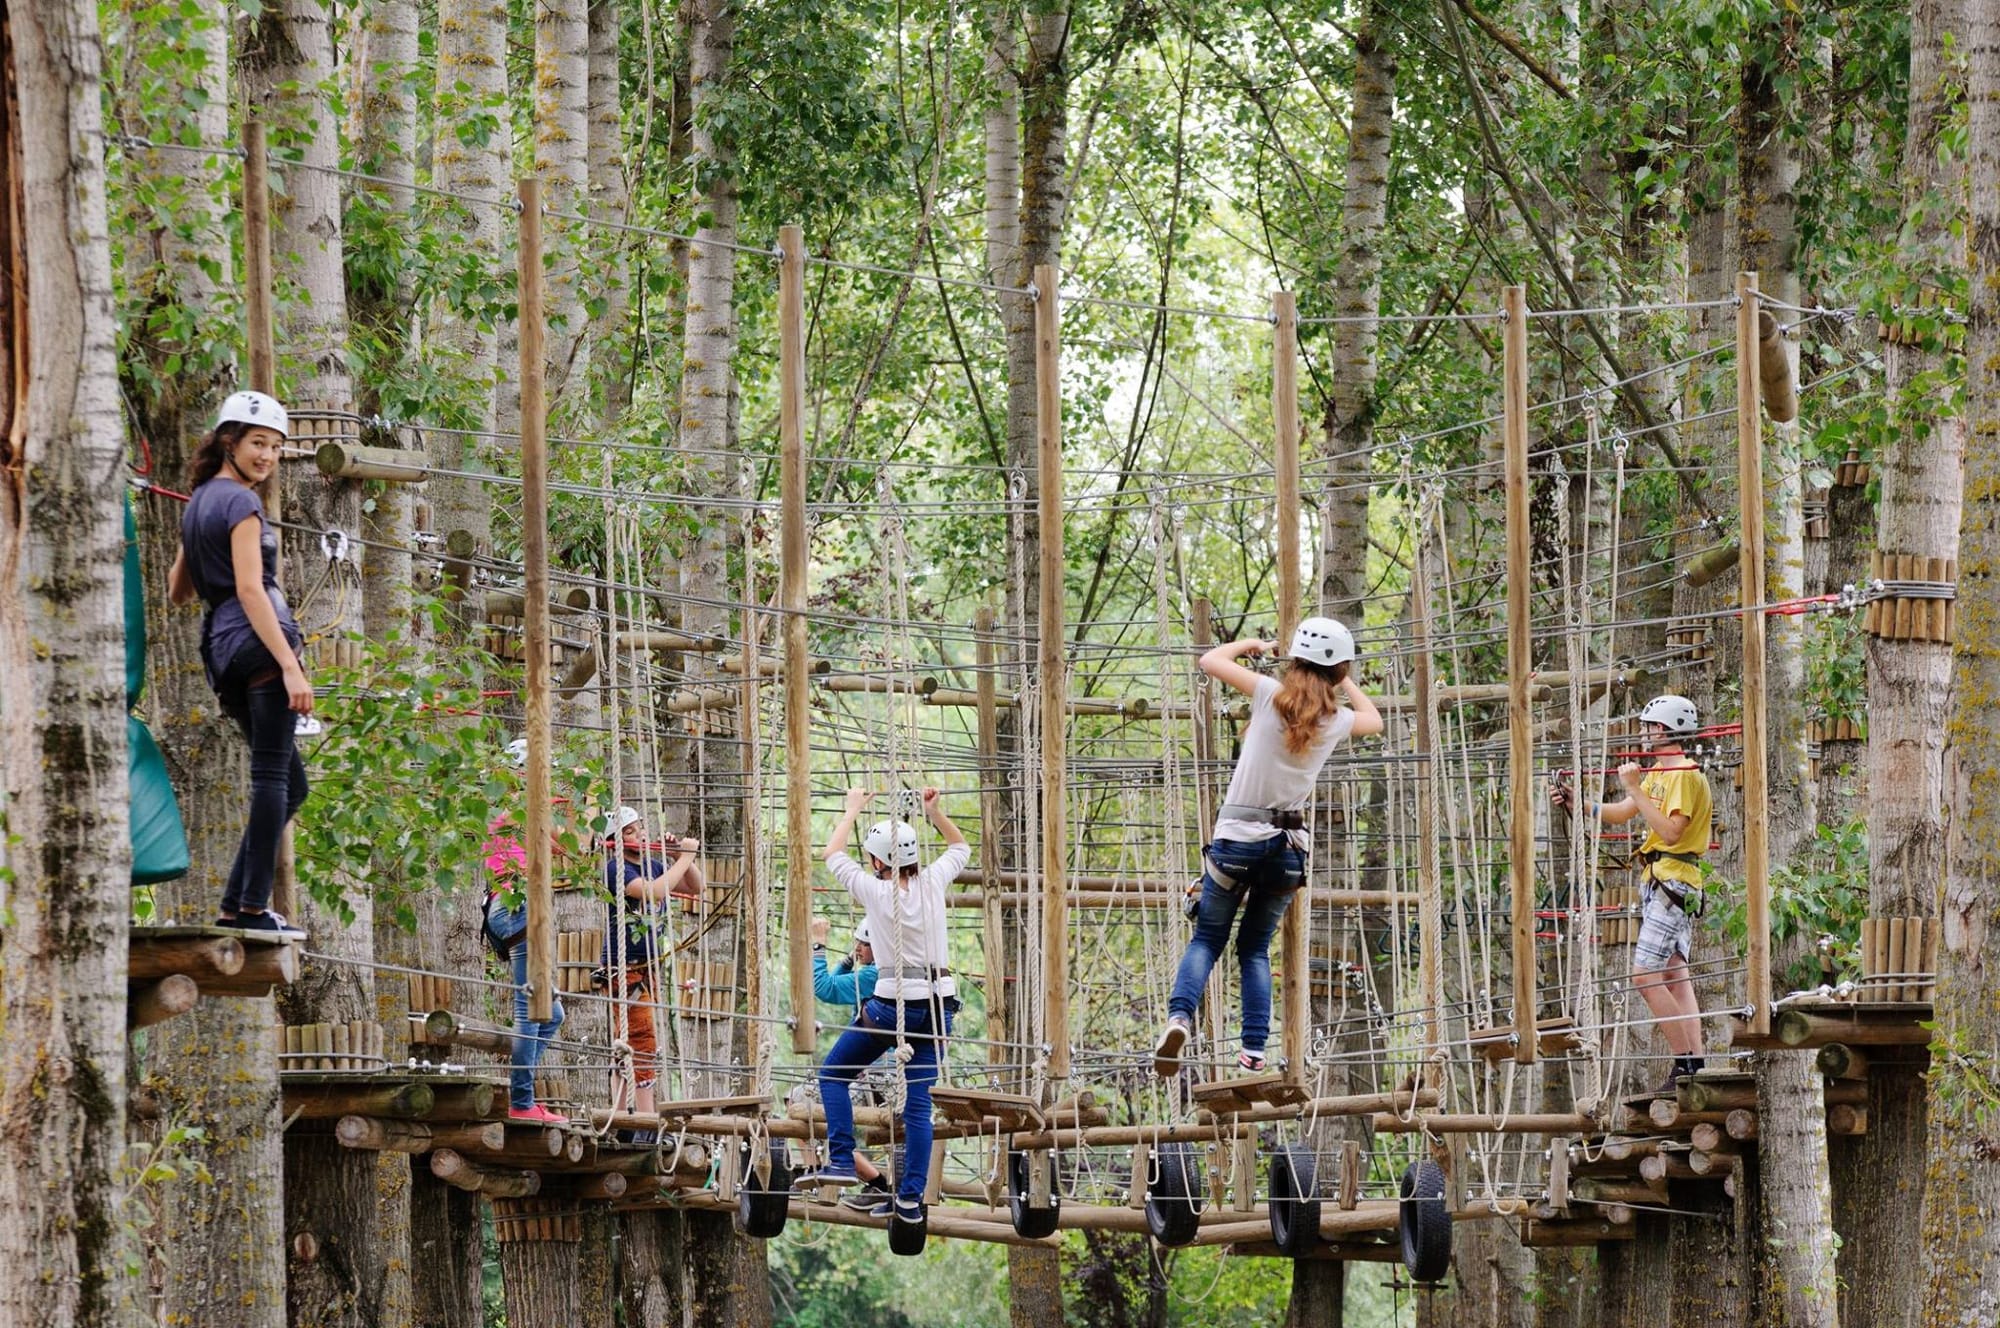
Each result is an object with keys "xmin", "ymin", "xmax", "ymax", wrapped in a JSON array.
[{"xmin": 508, "ymin": 1104, "xmax": 568, "ymax": 1125}]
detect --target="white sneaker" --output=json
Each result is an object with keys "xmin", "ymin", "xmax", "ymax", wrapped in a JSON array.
[{"xmin": 1153, "ymin": 1017, "xmax": 1191, "ymax": 1077}]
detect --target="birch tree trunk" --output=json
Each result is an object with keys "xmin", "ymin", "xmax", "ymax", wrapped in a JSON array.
[
  {"xmin": 1919, "ymin": 4, "xmax": 2000, "ymax": 1318},
  {"xmin": 996, "ymin": 5, "xmax": 1068, "ymax": 1321},
  {"xmin": 1739, "ymin": 28, "xmax": 1839, "ymax": 1328},
  {"xmin": 535, "ymin": 0, "xmax": 589, "ymax": 398},
  {"xmin": 0, "ymin": 0, "xmax": 135, "ymax": 1319}
]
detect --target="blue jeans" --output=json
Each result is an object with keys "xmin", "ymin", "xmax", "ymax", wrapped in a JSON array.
[
  {"xmin": 215, "ymin": 643, "xmax": 308, "ymax": 916},
  {"xmin": 819, "ymin": 996, "xmax": 953, "ymax": 1203},
  {"xmin": 1167, "ymin": 833, "xmax": 1305, "ymax": 1052},
  {"xmin": 507, "ymin": 935, "xmax": 565, "ymax": 1111}
]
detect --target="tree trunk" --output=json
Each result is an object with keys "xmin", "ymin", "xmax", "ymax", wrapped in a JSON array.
[
  {"xmin": 499, "ymin": 1228, "xmax": 582, "ymax": 1326},
  {"xmin": 407, "ymin": 1176, "xmax": 483, "ymax": 1328},
  {"xmin": 1314, "ymin": 0, "xmax": 1393, "ymax": 617},
  {"xmin": 0, "ymin": 2, "xmax": 134, "ymax": 1321},
  {"xmin": 1592, "ymin": 1212, "xmax": 1669, "ymax": 1328},
  {"xmin": 1739, "ymin": 27, "xmax": 1839, "ymax": 1328},
  {"xmin": 587, "ymin": 0, "xmax": 631, "ymax": 419},
  {"xmin": 536, "ymin": 0, "xmax": 589, "ymax": 398},
  {"xmin": 619, "ymin": 1209, "xmax": 686, "ymax": 1326},
  {"xmin": 1920, "ymin": 3, "xmax": 2000, "ymax": 1316},
  {"xmin": 1667, "ymin": 1181, "xmax": 1750, "ymax": 1327},
  {"xmin": 429, "ymin": 0, "xmax": 508, "ymax": 555}
]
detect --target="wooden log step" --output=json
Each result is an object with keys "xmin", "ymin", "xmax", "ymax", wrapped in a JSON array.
[
  {"xmin": 1682, "ymin": 1075, "xmax": 1865, "ymax": 1113},
  {"xmin": 1817, "ymin": 1043, "xmax": 1870, "ymax": 1080},
  {"xmin": 1522, "ymin": 1217, "xmax": 1636, "ymax": 1246},
  {"xmin": 129, "ymin": 975, "xmax": 200, "ymax": 1030},
  {"xmin": 129, "ymin": 931, "xmax": 246, "ymax": 983},
  {"xmin": 195, "ymin": 939, "xmax": 299, "ymax": 996},
  {"xmin": 1197, "ymin": 1087, "xmax": 1438, "ymax": 1127},
  {"xmin": 1188, "ymin": 1072, "xmax": 1312, "ymax": 1116},
  {"xmin": 1773, "ymin": 1009, "xmax": 1933, "ymax": 1049},
  {"xmin": 420, "ymin": 1010, "xmax": 515, "ymax": 1056},
  {"xmin": 431, "ymin": 1148, "xmax": 541, "ymax": 1198},
  {"xmin": 1688, "ymin": 1149, "xmax": 1737, "ymax": 1178},
  {"xmin": 285, "ymin": 1081, "xmax": 435, "ymax": 1122},
  {"xmin": 335, "ymin": 1115, "xmax": 507, "ymax": 1154},
  {"xmin": 931, "ymin": 1085, "xmax": 1047, "ymax": 1131},
  {"xmin": 1827, "ymin": 1104, "xmax": 1869, "ymax": 1136},
  {"xmin": 1469, "ymin": 1016, "xmax": 1585, "ymax": 1063},
  {"xmin": 422, "ymin": 1082, "xmax": 500, "ymax": 1122}
]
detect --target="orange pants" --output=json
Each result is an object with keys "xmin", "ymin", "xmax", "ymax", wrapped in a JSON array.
[{"xmin": 613, "ymin": 971, "xmax": 660, "ymax": 1089}]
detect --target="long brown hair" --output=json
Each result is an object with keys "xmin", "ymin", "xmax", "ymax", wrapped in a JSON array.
[
  {"xmin": 1272, "ymin": 658, "xmax": 1350, "ymax": 754},
  {"xmin": 187, "ymin": 422, "xmax": 248, "ymax": 487}
]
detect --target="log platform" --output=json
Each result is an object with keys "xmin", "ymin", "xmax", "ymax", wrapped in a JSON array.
[
  {"xmin": 1189, "ymin": 1072, "xmax": 1311, "ymax": 1116},
  {"xmin": 128, "ymin": 925, "xmax": 300, "ymax": 1018},
  {"xmin": 281, "ymin": 1071, "xmax": 502, "ymax": 1123},
  {"xmin": 1730, "ymin": 999, "xmax": 1933, "ymax": 1051}
]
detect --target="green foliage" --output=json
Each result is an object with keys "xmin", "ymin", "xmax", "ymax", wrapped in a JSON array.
[
  {"xmin": 1717, "ymin": 818, "xmax": 1871, "ymax": 990},
  {"xmin": 1806, "ymin": 615, "xmax": 1868, "ymax": 725}
]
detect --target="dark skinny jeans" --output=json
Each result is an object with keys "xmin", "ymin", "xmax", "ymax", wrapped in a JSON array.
[{"xmin": 215, "ymin": 642, "xmax": 309, "ymax": 915}]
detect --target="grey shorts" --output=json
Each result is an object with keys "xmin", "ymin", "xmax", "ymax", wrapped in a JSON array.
[{"xmin": 1633, "ymin": 884, "xmax": 1694, "ymax": 971}]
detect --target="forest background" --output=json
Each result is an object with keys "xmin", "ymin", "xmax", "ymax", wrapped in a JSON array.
[{"xmin": 8, "ymin": 0, "xmax": 2000, "ymax": 1322}]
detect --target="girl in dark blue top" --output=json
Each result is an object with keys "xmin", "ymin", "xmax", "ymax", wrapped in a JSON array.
[{"xmin": 167, "ymin": 391, "xmax": 310, "ymax": 937}]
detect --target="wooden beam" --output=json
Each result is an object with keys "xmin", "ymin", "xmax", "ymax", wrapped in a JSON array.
[
  {"xmin": 1272, "ymin": 289, "xmax": 1306, "ymax": 1084},
  {"xmin": 128, "ymin": 934, "xmax": 244, "ymax": 983},
  {"xmin": 1035, "ymin": 261, "xmax": 1069, "ymax": 1081},
  {"xmin": 1503, "ymin": 282, "xmax": 1536, "ymax": 1063},
  {"xmin": 283, "ymin": 1081, "xmax": 436, "ymax": 1121},
  {"xmin": 313, "ymin": 441, "xmax": 432, "ymax": 482},
  {"xmin": 1413, "ymin": 531, "xmax": 1442, "ymax": 1056},
  {"xmin": 1739, "ymin": 272, "xmax": 1772, "ymax": 1037},
  {"xmin": 334, "ymin": 1115, "xmax": 507, "ymax": 1154},
  {"xmin": 128, "ymin": 974, "xmax": 199, "ymax": 1029},
  {"xmin": 243, "ymin": 117, "xmax": 274, "ymax": 396},
  {"xmin": 1371, "ymin": 1112, "xmax": 1599, "ymax": 1134}
]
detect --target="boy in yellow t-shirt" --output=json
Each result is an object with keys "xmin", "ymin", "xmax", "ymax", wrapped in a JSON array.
[{"xmin": 1556, "ymin": 694, "xmax": 1713, "ymax": 1093}]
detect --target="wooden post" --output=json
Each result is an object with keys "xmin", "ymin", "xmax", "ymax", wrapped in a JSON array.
[
  {"xmin": 518, "ymin": 176, "xmax": 555, "ymax": 1024},
  {"xmin": 1192, "ymin": 597, "xmax": 1225, "ymax": 1075},
  {"xmin": 1739, "ymin": 271, "xmax": 1772, "ymax": 1037},
  {"xmin": 742, "ymin": 552, "xmax": 764, "ymax": 1081},
  {"xmin": 1503, "ymin": 283, "xmax": 1536, "ymax": 1063},
  {"xmin": 243, "ymin": 117, "xmax": 275, "ymax": 395},
  {"xmin": 1412, "ymin": 532, "xmax": 1443, "ymax": 1057},
  {"xmin": 1271, "ymin": 291, "xmax": 1307, "ymax": 1082},
  {"xmin": 975, "ymin": 605, "xmax": 1009, "ymax": 1071},
  {"xmin": 780, "ymin": 224, "xmax": 814, "ymax": 1054},
  {"xmin": 1034, "ymin": 263, "xmax": 1069, "ymax": 1081}
]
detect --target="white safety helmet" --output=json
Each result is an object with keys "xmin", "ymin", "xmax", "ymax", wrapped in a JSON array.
[
  {"xmin": 215, "ymin": 390, "xmax": 290, "ymax": 439},
  {"xmin": 853, "ymin": 920, "xmax": 873, "ymax": 948},
  {"xmin": 862, "ymin": 819, "xmax": 920, "ymax": 869},
  {"xmin": 1639, "ymin": 694, "xmax": 1700, "ymax": 736},
  {"xmin": 505, "ymin": 737, "xmax": 529, "ymax": 768},
  {"xmin": 608, "ymin": 805, "xmax": 643, "ymax": 837},
  {"xmin": 1287, "ymin": 616, "xmax": 1356, "ymax": 669}
]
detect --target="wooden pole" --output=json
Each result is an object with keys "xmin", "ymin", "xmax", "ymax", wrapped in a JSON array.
[
  {"xmin": 1035, "ymin": 263, "xmax": 1069, "ymax": 1080},
  {"xmin": 780, "ymin": 224, "xmax": 813, "ymax": 1054},
  {"xmin": 975, "ymin": 605, "xmax": 1009, "ymax": 1072},
  {"xmin": 1192, "ymin": 597, "xmax": 1225, "ymax": 1076},
  {"xmin": 243, "ymin": 116, "xmax": 297, "ymax": 916},
  {"xmin": 518, "ymin": 176, "xmax": 554, "ymax": 1024},
  {"xmin": 1413, "ymin": 531, "xmax": 1443, "ymax": 1058},
  {"xmin": 1503, "ymin": 283, "xmax": 1536, "ymax": 1063},
  {"xmin": 243, "ymin": 117, "xmax": 275, "ymax": 395},
  {"xmin": 741, "ymin": 549, "xmax": 764, "ymax": 1079},
  {"xmin": 1739, "ymin": 271, "xmax": 1771, "ymax": 1037},
  {"xmin": 1272, "ymin": 289, "xmax": 1307, "ymax": 1083}
]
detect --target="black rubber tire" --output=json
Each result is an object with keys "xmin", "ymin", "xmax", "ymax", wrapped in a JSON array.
[
  {"xmin": 733, "ymin": 1139, "xmax": 794, "ymax": 1239},
  {"xmin": 888, "ymin": 1202, "xmax": 928, "ymax": 1256},
  {"xmin": 1399, "ymin": 1158, "xmax": 1451, "ymax": 1282},
  {"xmin": 1144, "ymin": 1142, "xmax": 1204, "ymax": 1247},
  {"xmin": 1268, "ymin": 1143, "xmax": 1322, "ymax": 1257},
  {"xmin": 1008, "ymin": 1150, "xmax": 1062, "ymax": 1239}
]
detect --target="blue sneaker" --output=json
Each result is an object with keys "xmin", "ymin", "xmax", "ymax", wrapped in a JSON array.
[{"xmin": 793, "ymin": 1165, "xmax": 861, "ymax": 1188}]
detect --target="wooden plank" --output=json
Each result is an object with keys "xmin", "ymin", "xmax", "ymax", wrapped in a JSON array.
[{"xmin": 1272, "ymin": 289, "xmax": 1306, "ymax": 1084}]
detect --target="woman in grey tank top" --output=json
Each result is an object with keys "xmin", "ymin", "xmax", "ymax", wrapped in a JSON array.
[{"xmin": 1154, "ymin": 617, "xmax": 1381, "ymax": 1076}]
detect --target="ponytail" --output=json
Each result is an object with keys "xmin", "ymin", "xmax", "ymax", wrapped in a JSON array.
[
  {"xmin": 187, "ymin": 423, "xmax": 247, "ymax": 487},
  {"xmin": 1272, "ymin": 658, "xmax": 1350, "ymax": 755}
]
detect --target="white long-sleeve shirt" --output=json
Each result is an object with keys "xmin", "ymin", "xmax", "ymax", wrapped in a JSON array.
[{"xmin": 827, "ymin": 841, "xmax": 970, "ymax": 1001}]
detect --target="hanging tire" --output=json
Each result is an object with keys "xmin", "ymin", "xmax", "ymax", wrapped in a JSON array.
[
  {"xmin": 1399, "ymin": 1158, "xmax": 1451, "ymax": 1282},
  {"xmin": 888, "ymin": 1202, "xmax": 928, "ymax": 1256},
  {"xmin": 1144, "ymin": 1142, "xmax": 1204, "ymax": 1247},
  {"xmin": 1268, "ymin": 1143, "xmax": 1322, "ymax": 1257},
  {"xmin": 1008, "ymin": 1150, "xmax": 1062, "ymax": 1239},
  {"xmin": 734, "ymin": 1139, "xmax": 794, "ymax": 1239}
]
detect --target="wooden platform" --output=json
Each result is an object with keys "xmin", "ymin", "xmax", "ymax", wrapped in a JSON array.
[
  {"xmin": 651, "ymin": 1094, "xmax": 771, "ymax": 1122},
  {"xmin": 931, "ymin": 1085, "xmax": 1046, "ymax": 1132},
  {"xmin": 1189, "ymin": 1072, "xmax": 1311, "ymax": 1116},
  {"xmin": 1731, "ymin": 999, "xmax": 1933, "ymax": 1051},
  {"xmin": 128, "ymin": 924, "xmax": 300, "ymax": 1025}
]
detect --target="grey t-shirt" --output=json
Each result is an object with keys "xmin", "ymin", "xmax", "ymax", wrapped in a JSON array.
[
  {"xmin": 1213, "ymin": 676, "xmax": 1355, "ymax": 850},
  {"xmin": 181, "ymin": 477, "xmax": 300, "ymax": 683}
]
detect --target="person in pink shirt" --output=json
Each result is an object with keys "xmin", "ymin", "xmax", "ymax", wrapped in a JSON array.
[{"xmin": 481, "ymin": 809, "xmax": 568, "ymax": 1124}]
